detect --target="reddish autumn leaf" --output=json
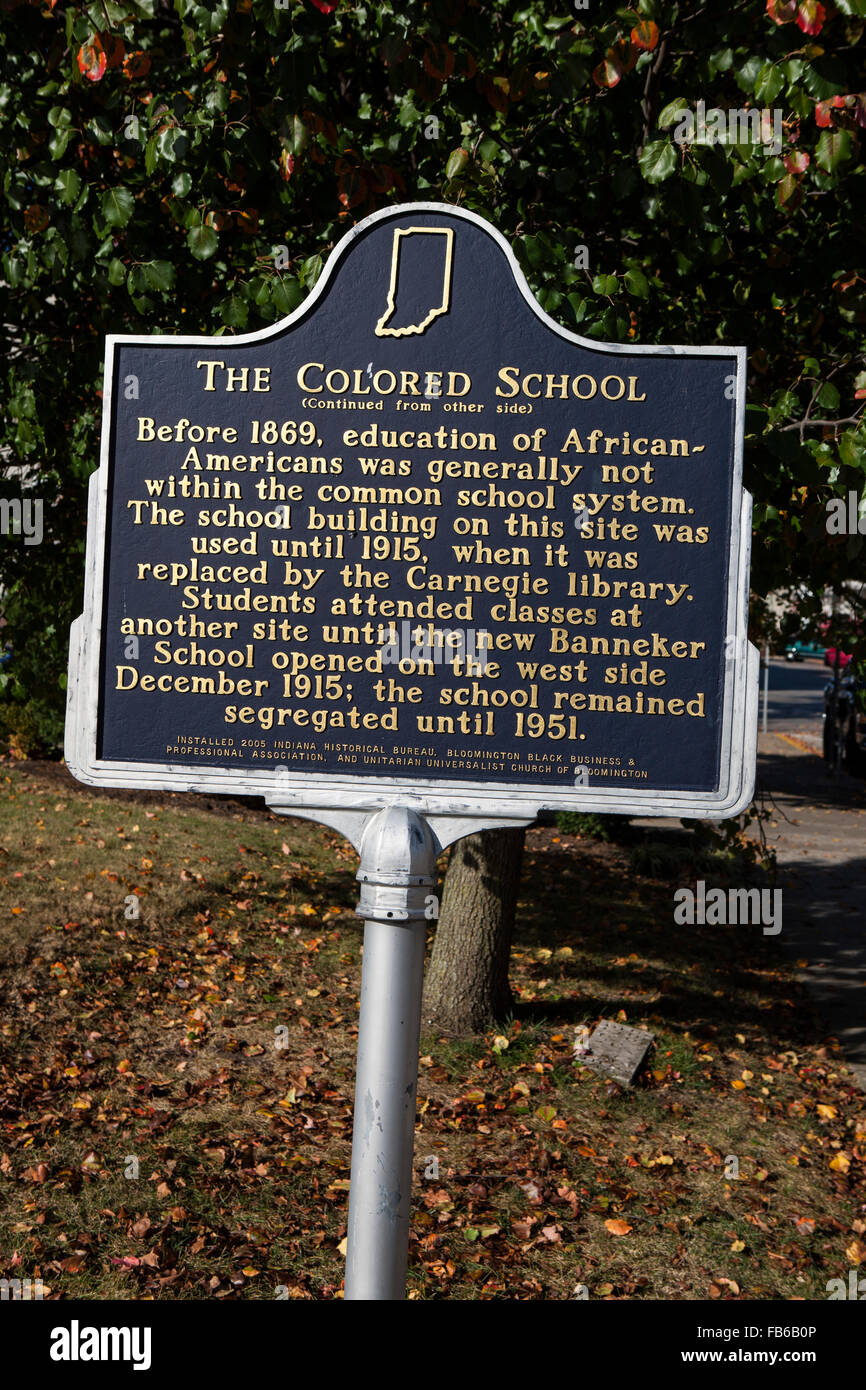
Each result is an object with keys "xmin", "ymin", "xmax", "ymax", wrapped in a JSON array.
[
  {"xmin": 815, "ymin": 101, "xmax": 833, "ymax": 128},
  {"xmin": 77, "ymin": 35, "xmax": 107, "ymax": 83},
  {"xmin": 593, "ymin": 51, "xmax": 624, "ymax": 89},
  {"xmin": 783, "ymin": 150, "xmax": 810, "ymax": 174},
  {"xmin": 59, "ymin": 1254, "xmax": 87, "ymax": 1273},
  {"xmin": 123, "ymin": 51, "xmax": 151, "ymax": 79},
  {"xmin": 24, "ymin": 204, "xmax": 49, "ymax": 233},
  {"xmin": 766, "ymin": 0, "xmax": 798, "ymax": 21},
  {"xmin": 423, "ymin": 43, "xmax": 455, "ymax": 82},
  {"xmin": 280, "ymin": 149, "xmax": 295, "ymax": 182},
  {"xmin": 630, "ymin": 20, "xmax": 659, "ymax": 51},
  {"xmin": 105, "ymin": 35, "xmax": 125, "ymax": 69},
  {"xmin": 777, "ymin": 173, "xmax": 803, "ymax": 208},
  {"xmin": 338, "ymin": 168, "xmax": 367, "ymax": 209},
  {"xmin": 613, "ymin": 40, "xmax": 638, "ymax": 74},
  {"xmin": 310, "ymin": 0, "xmax": 339, "ymax": 12},
  {"xmin": 794, "ymin": 1215, "xmax": 816, "ymax": 1234},
  {"xmin": 508, "ymin": 64, "xmax": 534, "ymax": 101},
  {"xmin": 795, "ymin": 0, "xmax": 825, "ymax": 35},
  {"xmin": 605, "ymin": 1218, "xmax": 632, "ymax": 1236}
]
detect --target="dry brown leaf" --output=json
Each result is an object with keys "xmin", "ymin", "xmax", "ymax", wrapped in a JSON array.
[{"xmin": 604, "ymin": 1219, "xmax": 632, "ymax": 1236}]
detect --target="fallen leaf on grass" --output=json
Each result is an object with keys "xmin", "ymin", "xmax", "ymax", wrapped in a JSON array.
[
  {"xmin": 709, "ymin": 1277, "xmax": 739, "ymax": 1297},
  {"xmin": 605, "ymin": 1219, "xmax": 632, "ymax": 1236}
]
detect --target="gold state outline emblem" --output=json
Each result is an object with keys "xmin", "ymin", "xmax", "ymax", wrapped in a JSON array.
[{"xmin": 374, "ymin": 226, "xmax": 454, "ymax": 337}]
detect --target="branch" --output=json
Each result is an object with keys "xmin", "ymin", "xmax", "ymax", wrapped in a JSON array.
[
  {"xmin": 779, "ymin": 409, "xmax": 866, "ymax": 433},
  {"xmin": 638, "ymin": 33, "xmax": 669, "ymax": 156}
]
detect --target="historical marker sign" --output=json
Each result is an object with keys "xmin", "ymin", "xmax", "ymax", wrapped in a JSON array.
[{"xmin": 66, "ymin": 203, "xmax": 757, "ymax": 820}]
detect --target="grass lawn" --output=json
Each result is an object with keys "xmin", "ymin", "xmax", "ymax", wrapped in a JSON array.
[{"xmin": 0, "ymin": 760, "xmax": 863, "ymax": 1300}]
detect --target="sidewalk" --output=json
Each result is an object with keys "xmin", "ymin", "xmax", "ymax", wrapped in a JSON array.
[{"xmin": 756, "ymin": 728, "xmax": 866, "ymax": 1089}]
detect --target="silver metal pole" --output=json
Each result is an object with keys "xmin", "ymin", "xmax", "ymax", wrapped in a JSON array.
[
  {"xmin": 762, "ymin": 642, "xmax": 769, "ymax": 733},
  {"xmin": 344, "ymin": 806, "xmax": 437, "ymax": 1301}
]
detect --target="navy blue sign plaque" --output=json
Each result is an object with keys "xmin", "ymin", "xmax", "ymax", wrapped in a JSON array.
[{"xmin": 67, "ymin": 204, "xmax": 757, "ymax": 822}]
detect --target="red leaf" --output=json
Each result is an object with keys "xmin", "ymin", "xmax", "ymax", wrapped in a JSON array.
[
  {"xmin": 310, "ymin": 0, "xmax": 338, "ymax": 11},
  {"xmin": 783, "ymin": 150, "xmax": 810, "ymax": 173},
  {"xmin": 77, "ymin": 35, "xmax": 107, "ymax": 83},
  {"xmin": 630, "ymin": 20, "xmax": 659, "ymax": 51},
  {"xmin": 777, "ymin": 173, "xmax": 803, "ymax": 209},
  {"xmin": 123, "ymin": 50, "xmax": 151, "ymax": 80},
  {"xmin": 338, "ymin": 168, "xmax": 367, "ymax": 209},
  {"xmin": 796, "ymin": 1, "xmax": 825, "ymax": 35},
  {"xmin": 24, "ymin": 204, "xmax": 49, "ymax": 233},
  {"xmin": 593, "ymin": 51, "xmax": 623, "ymax": 89},
  {"xmin": 423, "ymin": 43, "xmax": 455, "ymax": 82},
  {"xmin": 766, "ymin": 0, "xmax": 798, "ymax": 22},
  {"xmin": 105, "ymin": 35, "xmax": 125, "ymax": 69},
  {"xmin": 613, "ymin": 40, "xmax": 638, "ymax": 74},
  {"xmin": 815, "ymin": 101, "xmax": 833, "ymax": 128}
]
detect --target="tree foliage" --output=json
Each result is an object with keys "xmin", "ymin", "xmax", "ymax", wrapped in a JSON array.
[{"xmin": 1, "ymin": 0, "xmax": 865, "ymax": 745}]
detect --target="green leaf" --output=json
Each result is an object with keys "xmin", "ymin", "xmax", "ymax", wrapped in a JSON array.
[
  {"xmin": 658, "ymin": 98, "xmax": 688, "ymax": 130},
  {"xmin": 54, "ymin": 169, "xmax": 82, "ymax": 204},
  {"xmin": 816, "ymin": 129, "xmax": 853, "ymax": 173},
  {"xmin": 624, "ymin": 268, "xmax": 650, "ymax": 298},
  {"xmin": 187, "ymin": 224, "xmax": 218, "ymax": 260},
  {"xmin": 817, "ymin": 382, "xmax": 840, "ymax": 410},
  {"xmin": 49, "ymin": 128, "xmax": 73, "ymax": 161},
  {"xmin": 127, "ymin": 264, "xmax": 149, "ymax": 295},
  {"xmin": 735, "ymin": 54, "xmax": 762, "ymax": 96},
  {"xmin": 755, "ymin": 63, "xmax": 783, "ymax": 105},
  {"xmin": 445, "ymin": 147, "xmax": 469, "ymax": 180},
  {"xmin": 107, "ymin": 258, "xmax": 126, "ymax": 286},
  {"xmin": 219, "ymin": 294, "xmax": 248, "ymax": 329},
  {"xmin": 638, "ymin": 140, "xmax": 676, "ymax": 184},
  {"xmin": 271, "ymin": 278, "xmax": 304, "ymax": 316},
  {"xmin": 567, "ymin": 292, "xmax": 588, "ymax": 324},
  {"xmin": 88, "ymin": 115, "xmax": 114, "ymax": 146},
  {"xmin": 102, "ymin": 186, "xmax": 135, "ymax": 228},
  {"xmin": 144, "ymin": 260, "xmax": 175, "ymax": 293},
  {"xmin": 592, "ymin": 274, "xmax": 619, "ymax": 295}
]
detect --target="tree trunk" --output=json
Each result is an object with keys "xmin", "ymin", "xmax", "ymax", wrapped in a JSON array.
[{"xmin": 422, "ymin": 826, "xmax": 525, "ymax": 1035}]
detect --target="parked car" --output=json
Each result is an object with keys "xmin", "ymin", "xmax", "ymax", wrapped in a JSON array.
[
  {"xmin": 823, "ymin": 665, "xmax": 866, "ymax": 777},
  {"xmin": 785, "ymin": 637, "xmax": 827, "ymax": 661}
]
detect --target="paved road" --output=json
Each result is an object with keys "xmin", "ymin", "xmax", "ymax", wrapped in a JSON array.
[
  {"xmin": 635, "ymin": 652, "xmax": 866, "ymax": 1089},
  {"xmin": 757, "ymin": 727, "xmax": 866, "ymax": 1090},
  {"xmin": 761, "ymin": 653, "xmax": 829, "ymax": 726}
]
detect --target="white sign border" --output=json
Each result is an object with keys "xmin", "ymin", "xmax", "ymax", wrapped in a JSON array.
[{"xmin": 66, "ymin": 201, "xmax": 758, "ymax": 827}]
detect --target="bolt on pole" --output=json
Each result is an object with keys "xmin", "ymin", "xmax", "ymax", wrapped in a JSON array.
[{"xmin": 344, "ymin": 807, "xmax": 437, "ymax": 1301}]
